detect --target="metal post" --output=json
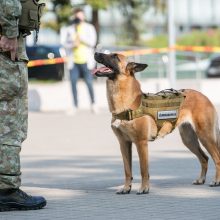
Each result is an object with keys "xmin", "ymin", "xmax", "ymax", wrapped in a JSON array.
[
  {"xmin": 195, "ymin": 53, "xmax": 201, "ymax": 90},
  {"xmin": 168, "ymin": 0, "xmax": 176, "ymax": 88}
]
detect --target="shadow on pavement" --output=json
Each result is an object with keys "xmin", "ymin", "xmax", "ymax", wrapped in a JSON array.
[{"xmin": 21, "ymin": 154, "xmax": 218, "ymax": 193}]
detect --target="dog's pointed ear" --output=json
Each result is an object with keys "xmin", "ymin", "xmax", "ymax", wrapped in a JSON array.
[{"xmin": 126, "ymin": 62, "xmax": 148, "ymax": 73}]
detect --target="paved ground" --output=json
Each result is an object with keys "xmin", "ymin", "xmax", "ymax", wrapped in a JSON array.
[{"xmin": 1, "ymin": 108, "xmax": 220, "ymax": 220}]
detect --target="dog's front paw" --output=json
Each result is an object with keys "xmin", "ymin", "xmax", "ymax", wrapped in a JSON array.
[
  {"xmin": 116, "ymin": 185, "xmax": 131, "ymax": 195},
  {"xmin": 136, "ymin": 187, "xmax": 149, "ymax": 195},
  {"xmin": 192, "ymin": 178, "xmax": 205, "ymax": 185},
  {"xmin": 209, "ymin": 181, "xmax": 220, "ymax": 187}
]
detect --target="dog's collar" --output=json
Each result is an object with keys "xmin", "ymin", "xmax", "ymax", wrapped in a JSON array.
[{"xmin": 112, "ymin": 106, "xmax": 144, "ymax": 121}]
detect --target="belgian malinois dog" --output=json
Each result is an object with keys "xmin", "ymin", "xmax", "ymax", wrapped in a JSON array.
[{"xmin": 93, "ymin": 52, "xmax": 220, "ymax": 194}]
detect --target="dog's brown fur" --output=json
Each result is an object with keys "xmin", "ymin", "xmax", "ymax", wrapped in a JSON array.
[{"xmin": 94, "ymin": 52, "xmax": 220, "ymax": 194}]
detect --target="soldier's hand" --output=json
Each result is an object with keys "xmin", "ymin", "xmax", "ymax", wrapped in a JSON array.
[{"xmin": 0, "ymin": 36, "xmax": 18, "ymax": 61}]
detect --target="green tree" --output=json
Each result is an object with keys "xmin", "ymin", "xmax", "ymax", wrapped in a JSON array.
[
  {"xmin": 42, "ymin": 0, "xmax": 72, "ymax": 31},
  {"xmin": 45, "ymin": 0, "xmax": 167, "ymax": 45},
  {"xmin": 115, "ymin": 0, "xmax": 149, "ymax": 45},
  {"xmin": 153, "ymin": 0, "xmax": 167, "ymax": 14},
  {"xmin": 85, "ymin": 0, "xmax": 117, "ymax": 43},
  {"xmin": 85, "ymin": 0, "xmax": 110, "ymax": 42},
  {"xmin": 116, "ymin": 0, "xmax": 167, "ymax": 45},
  {"xmin": 52, "ymin": 0, "xmax": 72, "ymax": 29},
  {"xmin": 49, "ymin": 0, "xmax": 114, "ymax": 42},
  {"xmin": 153, "ymin": 0, "xmax": 167, "ymax": 33}
]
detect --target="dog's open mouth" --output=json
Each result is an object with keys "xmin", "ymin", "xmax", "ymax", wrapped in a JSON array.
[{"xmin": 92, "ymin": 66, "xmax": 114, "ymax": 77}]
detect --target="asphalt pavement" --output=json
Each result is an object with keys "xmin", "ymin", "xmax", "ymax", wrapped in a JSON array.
[{"xmin": 1, "ymin": 108, "xmax": 220, "ymax": 220}]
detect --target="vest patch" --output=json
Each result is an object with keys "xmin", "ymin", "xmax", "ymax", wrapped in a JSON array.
[{"xmin": 157, "ymin": 110, "xmax": 178, "ymax": 120}]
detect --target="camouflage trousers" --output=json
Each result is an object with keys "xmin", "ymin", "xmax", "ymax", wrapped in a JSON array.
[{"xmin": 0, "ymin": 54, "xmax": 28, "ymax": 189}]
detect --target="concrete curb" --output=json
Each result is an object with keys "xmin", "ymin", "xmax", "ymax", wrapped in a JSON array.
[{"xmin": 28, "ymin": 79, "xmax": 220, "ymax": 112}]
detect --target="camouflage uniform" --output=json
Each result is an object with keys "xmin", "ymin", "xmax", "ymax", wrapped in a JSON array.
[{"xmin": 0, "ymin": 0, "xmax": 28, "ymax": 189}]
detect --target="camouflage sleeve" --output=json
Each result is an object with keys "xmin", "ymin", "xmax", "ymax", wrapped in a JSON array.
[{"xmin": 0, "ymin": 0, "xmax": 21, "ymax": 38}]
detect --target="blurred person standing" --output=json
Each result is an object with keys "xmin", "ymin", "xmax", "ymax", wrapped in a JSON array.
[
  {"xmin": 0, "ymin": 0, "xmax": 46, "ymax": 211},
  {"xmin": 63, "ymin": 8, "xmax": 98, "ymax": 114}
]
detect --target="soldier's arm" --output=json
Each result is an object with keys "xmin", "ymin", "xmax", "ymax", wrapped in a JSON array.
[
  {"xmin": 0, "ymin": 0, "xmax": 21, "ymax": 38},
  {"xmin": 0, "ymin": 0, "xmax": 21, "ymax": 60}
]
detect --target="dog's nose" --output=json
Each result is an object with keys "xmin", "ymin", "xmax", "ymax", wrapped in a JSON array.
[
  {"xmin": 94, "ymin": 52, "xmax": 103, "ymax": 60},
  {"xmin": 94, "ymin": 52, "xmax": 99, "ymax": 59}
]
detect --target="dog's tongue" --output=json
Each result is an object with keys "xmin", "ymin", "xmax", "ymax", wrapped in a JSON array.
[{"xmin": 92, "ymin": 67, "xmax": 112, "ymax": 75}]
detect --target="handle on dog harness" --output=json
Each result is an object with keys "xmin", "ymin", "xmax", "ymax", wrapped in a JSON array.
[{"xmin": 155, "ymin": 88, "xmax": 180, "ymax": 97}]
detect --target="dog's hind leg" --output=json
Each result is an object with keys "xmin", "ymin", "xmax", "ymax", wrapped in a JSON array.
[
  {"xmin": 179, "ymin": 123, "xmax": 209, "ymax": 185},
  {"xmin": 196, "ymin": 125, "xmax": 220, "ymax": 187},
  {"xmin": 116, "ymin": 140, "xmax": 133, "ymax": 194}
]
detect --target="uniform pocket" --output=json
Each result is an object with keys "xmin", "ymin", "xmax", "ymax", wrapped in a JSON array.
[
  {"xmin": 5, "ymin": 1, "xmax": 21, "ymax": 17},
  {"xmin": 0, "ymin": 54, "xmax": 21, "ymax": 101}
]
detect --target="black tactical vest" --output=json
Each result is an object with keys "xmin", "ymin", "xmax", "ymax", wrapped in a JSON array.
[{"xmin": 19, "ymin": 0, "xmax": 45, "ymax": 41}]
